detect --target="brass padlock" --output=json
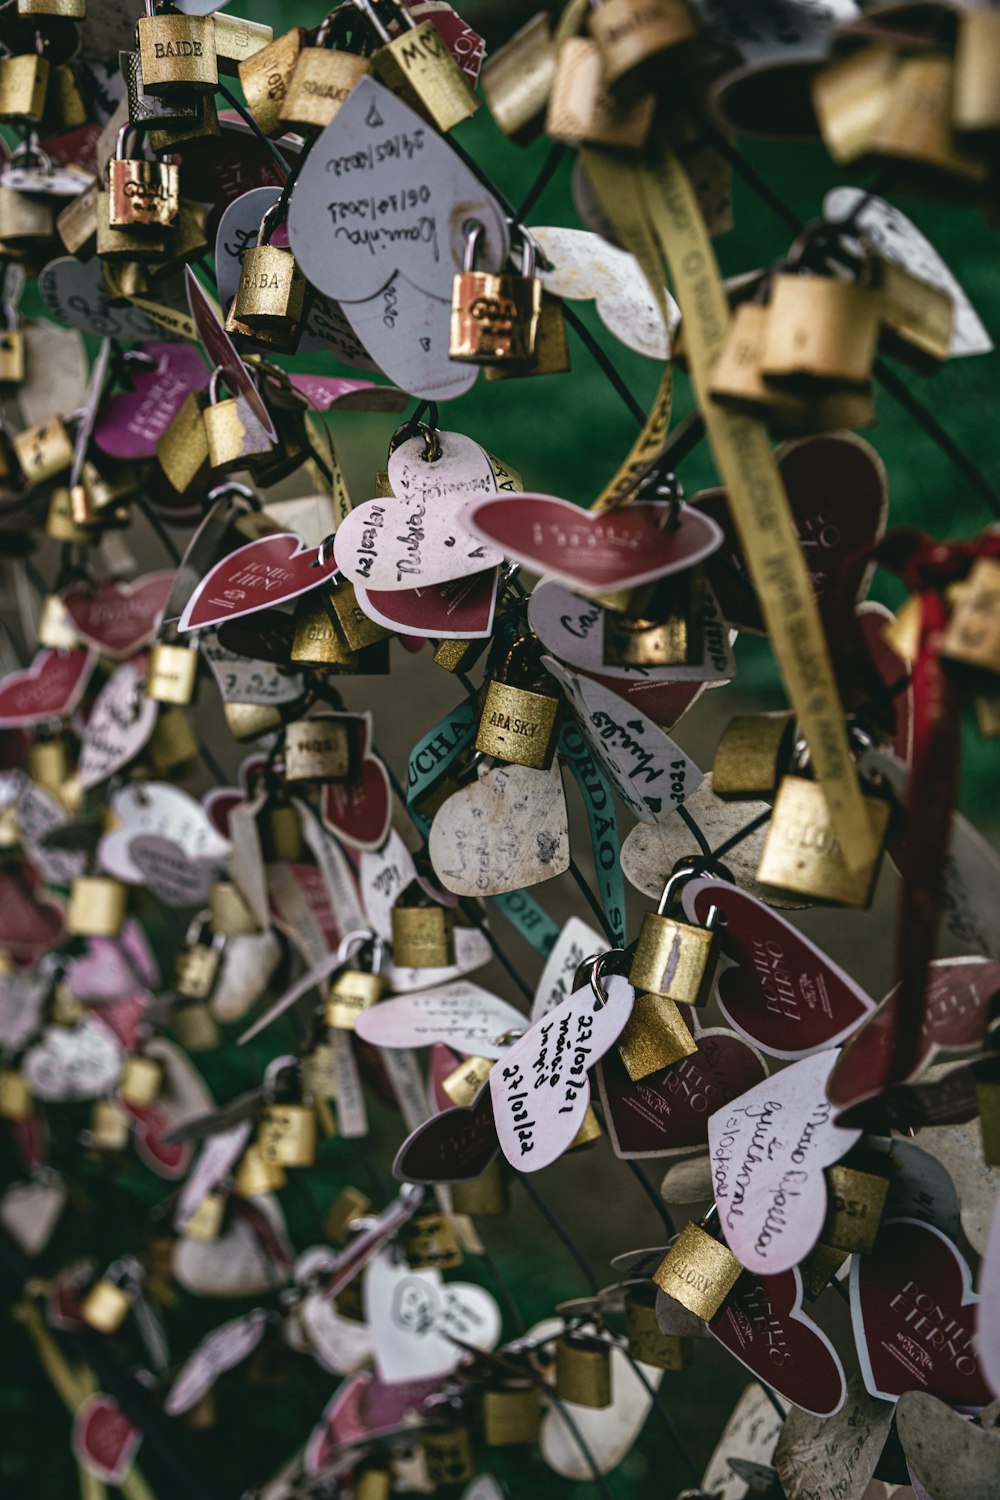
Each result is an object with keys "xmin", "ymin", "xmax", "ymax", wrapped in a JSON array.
[
  {"xmin": 122, "ymin": 45, "xmax": 204, "ymax": 130},
  {"xmin": 147, "ymin": 706, "xmax": 199, "ymax": 774},
  {"xmin": 712, "ymin": 712, "xmax": 795, "ymax": 799},
  {"xmin": 107, "ymin": 122, "xmax": 179, "ymax": 230},
  {"xmin": 13, "ymin": 418, "xmax": 74, "ymax": 485},
  {"xmin": 555, "ymin": 1331, "xmax": 613, "ymax": 1409},
  {"xmin": 137, "ymin": 5, "xmax": 218, "ymax": 94},
  {"xmin": 450, "ymin": 222, "xmax": 543, "ymax": 366},
  {"xmin": 353, "ymin": 1468, "xmax": 392, "ymax": 1500},
  {"xmin": 181, "ymin": 1192, "xmax": 226, "ymax": 1242},
  {"xmin": 760, "ymin": 274, "xmax": 882, "ymax": 393},
  {"xmin": 821, "ymin": 1164, "xmax": 889, "ymax": 1255},
  {"xmin": 588, "ymin": 0, "xmax": 696, "ymax": 98},
  {"xmin": 45, "ymin": 60, "xmax": 87, "ymax": 130},
  {"xmin": 420, "ymin": 1423, "xmax": 476, "ymax": 1487},
  {"xmin": 148, "ymin": 92, "xmax": 220, "ymax": 152},
  {"xmin": 0, "ymin": 1069, "xmax": 32, "ymax": 1121},
  {"xmin": 0, "ymin": 182, "xmax": 54, "ymax": 243},
  {"xmin": 90, "ymin": 1098, "xmax": 131, "ymax": 1151},
  {"xmin": 482, "ymin": 1382, "xmax": 542, "ymax": 1446},
  {"xmin": 279, "ymin": 9, "xmax": 371, "ymax": 133},
  {"xmin": 799, "ymin": 1240, "xmax": 849, "ymax": 1301},
  {"xmin": 391, "ymin": 886, "xmax": 454, "ymax": 968},
  {"xmin": 96, "ymin": 193, "xmax": 169, "ymax": 261},
  {"xmin": 709, "ymin": 301, "xmax": 812, "ymax": 428},
  {"xmin": 629, "ymin": 865, "xmax": 722, "ymax": 1008},
  {"xmin": 756, "ymin": 773, "xmax": 890, "ymax": 908},
  {"xmin": 291, "ymin": 595, "xmax": 358, "ymax": 664},
  {"xmin": 955, "ymin": 9, "xmax": 1000, "ymax": 136},
  {"xmin": 172, "ymin": 999, "xmax": 220, "ymax": 1052},
  {"xmin": 441, "ymin": 1054, "xmax": 492, "ymax": 1107},
  {"xmin": 481, "ymin": 12, "xmax": 556, "ymax": 144},
  {"xmin": 0, "ymin": 51, "xmax": 51, "ymax": 122},
  {"xmin": 653, "ymin": 1217, "xmax": 743, "ymax": 1320},
  {"xmin": 18, "ymin": 0, "xmax": 86, "ymax": 13},
  {"xmin": 259, "ymin": 1100, "xmax": 317, "ymax": 1168},
  {"xmin": 0, "ymin": 308, "xmax": 24, "ymax": 385},
  {"xmin": 57, "ymin": 180, "xmax": 98, "ymax": 254},
  {"xmin": 227, "ymin": 200, "xmax": 306, "ymax": 337},
  {"xmin": 239, "ymin": 26, "xmax": 307, "ymax": 136},
  {"xmin": 213, "ymin": 13, "xmax": 273, "ymax": 76},
  {"xmin": 483, "ymin": 293, "xmax": 571, "ymax": 381},
  {"xmin": 300, "ymin": 1041, "xmax": 338, "ymax": 1101},
  {"xmin": 174, "ymin": 913, "xmax": 225, "ymax": 1000},
  {"xmin": 119, "ymin": 1055, "xmax": 163, "ymax": 1107},
  {"xmin": 399, "ymin": 1211, "xmax": 463, "ymax": 1270},
  {"xmin": 210, "ymin": 880, "xmax": 258, "ymax": 936},
  {"xmin": 81, "ymin": 1271, "xmax": 134, "ymax": 1334},
  {"xmin": 327, "ymin": 580, "xmax": 392, "ymax": 653},
  {"xmin": 811, "ymin": 43, "xmax": 899, "ymax": 166},
  {"xmin": 204, "ymin": 366, "xmax": 272, "ymax": 472},
  {"xmin": 475, "ymin": 635, "xmax": 561, "ymax": 769},
  {"xmin": 46, "ymin": 488, "xmax": 90, "ymax": 544},
  {"xmin": 869, "ymin": 53, "xmax": 987, "ymax": 188},
  {"xmin": 283, "ymin": 716, "xmax": 355, "ymax": 783},
  {"xmin": 259, "ymin": 798, "xmax": 304, "ymax": 864},
  {"xmin": 325, "ymin": 1187, "xmax": 373, "ymax": 1246},
  {"xmin": 156, "ymin": 390, "xmax": 211, "ymax": 495},
  {"xmin": 624, "ymin": 1283, "xmax": 693, "ymax": 1370},
  {"xmin": 326, "ymin": 931, "xmax": 385, "ymax": 1030},
  {"xmin": 433, "ymin": 636, "xmax": 489, "ymax": 674},
  {"xmin": 27, "ymin": 735, "xmax": 69, "ymax": 794},
  {"xmin": 450, "ymin": 1157, "xmax": 509, "ymax": 1217},
  {"xmin": 603, "ymin": 568, "xmax": 705, "ymax": 668},
  {"xmin": 876, "ymin": 257, "xmax": 954, "ymax": 373},
  {"xmin": 616, "ymin": 992, "xmax": 697, "ymax": 1080},
  {"xmin": 224, "ymin": 701, "xmax": 284, "ymax": 743},
  {"xmin": 940, "ymin": 557, "xmax": 1000, "ymax": 676},
  {"xmin": 545, "ymin": 35, "xmax": 654, "ymax": 151},
  {"xmin": 146, "ymin": 641, "xmax": 198, "ymax": 705},
  {"xmin": 233, "ymin": 1142, "xmax": 286, "ymax": 1197},
  {"xmin": 358, "ymin": 0, "xmax": 480, "ymax": 133},
  {"xmin": 67, "ymin": 876, "xmax": 127, "ymax": 937},
  {"xmin": 37, "ymin": 593, "xmax": 79, "ymax": 651}
]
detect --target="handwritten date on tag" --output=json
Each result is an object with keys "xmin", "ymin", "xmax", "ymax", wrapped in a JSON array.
[
  {"xmin": 709, "ymin": 1051, "xmax": 861, "ymax": 1275},
  {"xmin": 490, "ymin": 974, "xmax": 634, "ymax": 1172},
  {"xmin": 354, "ymin": 982, "xmax": 526, "ymax": 1059}
]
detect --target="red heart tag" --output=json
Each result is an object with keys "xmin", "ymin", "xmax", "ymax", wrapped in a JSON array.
[
  {"xmin": 578, "ymin": 672, "xmax": 705, "ymax": 731},
  {"xmin": 358, "ymin": 569, "xmax": 498, "ymax": 639},
  {"xmin": 711, "ymin": 1267, "xmax": 847, "ymax": 1417},
  {"xmin": 405, "ymin": 0, "xmax": 485, "ymax": 83},
  {"xmin": 392, "ymin": 1088, "xmax": 498, "ymax": 1184},
  {"xmin": 694, "ymin": 433, "xmax": 887, "ymax": 635},
  {"xmin": 851, "ymin": 1218, "xmax": 990, "ymax": 1405},
  {"xmin": 0, "ymin": 865, "xmax": 65, "ymax": 959},
  {"xmin": 320, "ymin": 753, "xmax": 392, "ymax": 853},
  {"xmin": 62, "ymin": 574, "xmax": 173, "ymax": 659},
  {"xmin": 94, "ymin": 343, "xmax": 210, "ymax": 460},
  {"xmin": 683, "ymin": 879, "xmax": 876, "ymax": 1059},
  {"xmin": 596, "ymin": 1027, "xmax": 768, "ymax": 1158},
  {"xmin": 203, "ymin": 788, "xmax": 245, "ymax": 841},
  {"xmin": 463, "ymin": 495, "xmax": 724, "ymax": 593},
  {"xmin": 125, "ymin": 1101, "xmax": 192, "ymax": 1180},
  {"xmin": 857, "ymin": 602, "xmax": 913, "ymax": 764},
  {"xmin": 828, "ymin": 958, "xmax": 1000, "ymax": 1112},
  {"xmin": 72, "ymin": 1393, "xmax": 141, "ymax": 1485},
  {"xmin": 179, "ymin": 534, "xmax": 338, "ymax": 634},
  {"xmin": 0, "ymin": 649, "xmax": 95, "ymax": 727},
  {"xmin": 836, "ymin": 1061, "xmax": 980, "ymax": 1134},
  {"xmin": 185, "ymin": 268, "xmax": 276, "ymax": 441}
]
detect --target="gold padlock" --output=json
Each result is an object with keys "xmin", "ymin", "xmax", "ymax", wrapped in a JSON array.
[
  {"xmin": 171, "ymin": 999, "xmax": 220, "ymax": 1052},
  {"xmin": 210, "ymin": 880, "xmax": 258, "ymax": 936},
  {"xmin": 481, "ymin": 12, "xmax": 556, "ymax": 144},
  {"xmin": 588, "ymin": 0, "xmax": 697, "ymax": 98},
  {"xmin": 876, "ymin": 257, "xmax": 954, "ymax": 373},
  {"xmin": 353, "ymin": 1468, "xmax": 392, "ymax": 1500},
  {"xmin": 475, "ymin": 635, "xmax": 561, "ymax": 769},
  {"xmin": 90, "ymin": 1098, "xmax": 131, "ymax": 1151},
  {"xmin": 358, "ymin": 0, "xmax": 480, "ymax": 134},
  {"xmin": 203, "ymin": 366, "xmax": 272, "ymax": 473},
  {"xmin": 629, "ymin": 865, "xmax": 721, "ymax": 1008},
  {"xmin": 821, "ymin": 1164, "xmax": 889, "ymax": 1255},
  {"xmin": 174, "ymin": 914, "xmax": 225, "ymax": 1001},
  {"xmin": 712, "ymin": 712, "xmax": 795, "ymax": 799},
  {"xmin": 0, "ymin": 1069, "xmax": 32, "ymax": 1121},
  {"xmin": 482, "ymin": 1382, "xmax": 542, "ymax": 1445},
  {"xmin": 708, "ymin": 301, "xmax": 812, "ymax": 427},
  {"xmin": 107, "ymin": 122, "xmax": 179, "ymax": 230},
  {"xmin": 259, "ymin": 798, "xmax": 304, "ymax": 864},
  {"xmin": 545, "ymin": 35, "xmax": 655, "ymax": 151},
  {"xmin": 279, "ymin": 9, "xmax": 371, "ymax": 133},
  {"xmin": 451, "ymin": 222, "xmax": 543, "ymax": 366},
  {"xmin": 13, "ymin": 418, "xmax": 74, "ymax": 485},
  {"xmin": 227, "ymin": 200, "xmax": 306, "ymax": 335},
  {"xmin": 182, "ymin": 1192, "xmax": 226, "ymax": 1242},
  {"xmin": 18, "ymin": 0, "xmax": 87, "ymax": 13},
  {"xmin": 955, "ymin": 9, "xmax": 1000, "ymax": 136},
  {"xmin": 399, "ymin": 1211, "xmax": 463, "ymax": 1270},
  {"xmin": 27, "ymin": 735, "xmax": 69, "ymax": 794},
  {"xmin": 156, "ymin": 390, "xmax": 211, "ymax": 495},
  {"xmin": 146, "ymin": 641, "xmax": 198, "ymax": 705},
  {"xmin": 940, "ymin": 557, "xmax": 1000, "ymax": 676},
  {"xmin": 391, "ymin": 891, "xmax": 455, "ymax": 968},
  {"xmin": 57, "ymin": 180, "xmax": 98, "ymax": 254},
  {"xmin": 441, "ymin": 1054, "xmax": 492, "ymax": 1107},
  {"xmin": 327, "ymin": 580, "xmax": 392, "ymax": 653},
  {"xmin": 120, "ymin": 1055, "xmax": 163, "ymax": 1107},
  {"xmin": 212, "ymin": 12, "xmax": 273, "ymax": 76},
  {"xmin": 81, "ymin": 1274, "xmax": 134, "ymax": 1334},
  {"xmin": 653, "ymin": 1217, "xmax": 743, "ymax": 1319},
  {"xmin": 624, "ymin": 1283, "xmax": 693, "ymax": 1370},
  {"xmin": 239, "ymin": 26, "xmax": 308, "ymax": 136},
  {"xmin": 450, "ymin": 1157, "xmax": 509, "ymax": 1217},
  {"xmin": 555, "ymin": 1331, "xmax": 613, "ymax": 1409},
  {"xmin": 420, "ymin": 1424, "xmax": 476, "ymax": 1487},
  {"xmin": 37, "ymin": 594, "xmax": 79, "ymax": 651},
  {"xmin": 799, "ymin": 1240, "xmax": 849, "ymax": 1301},
  {"xmin": 603, "ymin": 568, "xmax": 705, "ymax": 668},
  {"xmin": 147, "ymin": 706, "xmax": 199, "ymax": 774},
  {"xmin": 326, "ymin": 932, "xmax": 385, "ymax": 1029},
  {"xmin": 137, "ymin": 7, "xmax": 218, "ymax": 94},
  {"xmin": 96, "ymin": 194, "xmax": 170, "ymax": 262},
  {"xmin": 483, "ymin": 293, "xmax": 571, "ymax": 381},
  {"xmin": 148, "ymin": 93, "xmax": 220, "ymax": 152},
  {"xmin": 259, "ymin": 1102, "xmax": 317, "ymax": 1168},
  {"xmin": 869, "ymin": 53, "xmax": 988, "ymax": 188},
  {"xmin": 0, "ymin": 52, "xmax": 51, "ymax": 122},
  {"xmin": 811, "ymin": 43, "xmax": 899, "ymax": 166},
  {"xmin": 67, "ymin": 876, "xmax": 127, "ymax": 937},
  {"xmin": 760, "ymin": 274, "xmax": 882, "ymax": 393},
  {"xmin": 223, "ymin": 701, "xmax": 282, "ymax": 744},
  {"xmin": 283, "ymin": 716, "xmax": 355, "ymax": 783},
  {"xmin": 233, "ymin": 1142, "xmax": 286, "ymax": 1197},
  {"xmin": 616, "ymin": 992, "xmax": 697, "ymax": 1080},
  {"xmin": 0, "ymin": 182, "xmax": 54, "ymax": 242},
  {"xmin": 0, "ymin": 310, "xmax": 25, "ymax": 384},
  {"xmin": 756, "ymin": 773, "xmax": 890, "ymax": 908},
  {"xmin": 325, "ymin": 1186, "xmax": 373, "ymax": 1245}
]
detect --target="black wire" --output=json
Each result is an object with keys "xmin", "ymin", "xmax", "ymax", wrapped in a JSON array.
[
  {"xmin": 519, "ymin": 1174, "xmax": 601, "ymax": 1294},
  {"xmin": 216, "ymin": 82, "xmax": 292, "ymax": 180},
  {"xmin": 516, "ymin": 141, "xmax": 568, "ymax": 222}
]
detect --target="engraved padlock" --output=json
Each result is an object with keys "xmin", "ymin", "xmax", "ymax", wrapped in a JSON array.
[
  {"xmin": 391, "ymin": 882, "xmax": 454, "ymax": 968},
  {"xmin": 441, "ymin": 1054, "xmax": 492, "ymax": 1107},
  {"xmin": 213, "ymin": 13, "xmax": 273, "ymax": 76},
  {"xmin": 475, "ymin": 634, "xmax": 561, "ymax": 769},
  {"xmin": 137, "ymin": 1, "xmax": 218, "ymax": 94},
  {"xmin": 239, "ymin": 25, "xmax": 308, "ymax": 136},
  {"xmin": 588, "ymin": 0, "xmax": 697, "ymax": 98},
  {"xmin": 283, "ymin": 715, "xmax": 355, "ymax": 783},
  {"xmin": 760, "ymin": 273, "xmax": 882, "ymax": 393},
  {"xmin": 545, "ymin": 35, "xmax": 655, "ymax": 150},
  {"xmin": 174, "ymin": 912, "xmax": 225, "ymax": 1000},
  {"xmin": 450, "ymin": 221, "xmax": 543, "ymax": 366},
  {"xmin": 482, "ymin": 293, "xmax": 571, "ymax": 382},
  {"xmin": 227, "ymin": 200, "xmax": 306, "ymax": 335},
  {"xmin": 122, "ymin": 46, "xmax": 203, "ymax": 130},
  {"xmin": 148, "ymin": 92, "xmax": 219, "ymax": 152},
  {"xmin": 0, "ymin": 42, "xmax": 51, "ymax": 123},
  {"xmin": 357, "ymin": 0, "xmax": 480, "ymax": 133},
  {"xmin": 481, "ymin": 12, "xmax": 557, "ymax": 144},
  {"xmin": 279, "ymin": 7, "xmax": 371, "ymax": 134},
  {"xmin": 712, "ymin": 711, "xmax": 795, "ymax": 799},
  {"xmin": 821, "ymin": 1163, "xmax": 889, "ymax": 1255},
  {"xmin": 67, "ymin": 875, "xmax": 127, "ymax": 937},
  {"xmin": 629, "ymin": 863, "xmax": 722, "ymax": 1008},
  {"xmin": 108, "ymin": 123, "xmax": 179, "ymax": 230},
  {"xmin": 13, "ymin": 417, "xmax": 73, "ymax": 484},
  {"xmin": 258, "ymin": 1062, "xmax": 317, "ymax": 1168},
  {"xmin": 96, "ymin": 194, "xmax": 169, "ymax": 261},
  {"xmin": 203, "ymin": 365, "xmax": 272, "ymax": 472},
  {"xmin": 146, "ymin": 640, "xmax": 198, "ymax": 704},
  {"xmin": 653, "ymin": 1213, "xmax": 743, "ymax": 1320},
  {"xmin": 555, "ymin": 1331, "xmax": 613, "ymax": 1409},
  {"xmin": 756, "ymin": 766, "xmax": 890, "ymax": 908},
  {"xmin": 326, "ymin": 930, "xmax": 385, "ymax": 1030},
  {"xmin": 327, "ymin": 579, "xmax": 392, "ymax": 653}
]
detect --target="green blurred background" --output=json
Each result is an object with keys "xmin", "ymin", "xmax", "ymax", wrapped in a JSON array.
[{"xmin": 2, "ymin": 3, "xmax": 999, "ymax": 1497}]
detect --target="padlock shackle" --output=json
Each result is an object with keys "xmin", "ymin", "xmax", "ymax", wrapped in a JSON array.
[
  {"xmin": 258, "ymin": 197, "xmax": 284, "ymax": 248},
  {"xmin": 263, "ymin": 1053, "xmax": 301, "ymax": 1101},
  {"xmin": 114, "ymin": 121, "xmax": 143, "ymax": 161},
  {"xmin": 388, "ymin": 415, "xmax": 441, "ymax": 463},
  {"xmin": 207, "ymin": 363, "xmax": 232, "ymax": 405},
  {"xmin": 655, "ymin": 859, "xmax": 704, "ymax": 916},
  {"xmin": 336, "ymin": 926, "xmax": 385, "ymax": 976},
  {"xmin": 355, "ymin": 0, "xmax": 416, "ymax": 45},
  {"xmin": 507, "ymin": 222, "xmax": 538, "ymax": 281},
  {"xmin": 587, "ymin": 948, "xmax": 626, "ymax": 1009},
  {"xmin": 462, "ymin": 218, "xmax": 485, "ymax": 274}
]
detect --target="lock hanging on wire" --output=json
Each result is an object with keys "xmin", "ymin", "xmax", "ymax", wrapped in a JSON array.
[
  {"xmin": 258, "ymin": 1059, "xmax": 318, "ymax": 1168},
  {"xmin": 475, "ymin": 634, "xmax": 562, "ymax": 770},
  {"xmin": 174, "ymin": 911, "xmax": 226, "ymax": 1001},
  {"xmin": 279, "ymin": 5, "xmax": 372, "ymax": 134},
  {"xmin": 653, "ymin": 1209, "xmax": 744, "ymax": 1321},
  {"xmin": 107, "ymin": 122, "xmax": 179, "ymax": 231},
  {"xmin": 391, "ymin": 879, "xmax": 455, "ymax": 968},
  {"xmin": 326, "ymin": 929, "xmax": 386, "ymax": 1030},
  {"xmin": 629, "ymin": 862, "xmax": 722, "ymax": 1008},
  {"xmin": 227, "ymin": 199, "xmax": 307, "ymax": 341},
  {"xmin": 356, "ymin": 0, "xmax": 480, "ymax": 133},
  {"xmin": 450, "ymin": 222, "xmax": 543, "ymax": 366},
  {"xmin": 136, "ymin": 0, "xmax": 218, "ymax": 95}
]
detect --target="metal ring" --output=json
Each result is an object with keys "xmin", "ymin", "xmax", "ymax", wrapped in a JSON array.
[{"xmin": 389, "ymin": 415, "xmax": 441, "ymax": 462}]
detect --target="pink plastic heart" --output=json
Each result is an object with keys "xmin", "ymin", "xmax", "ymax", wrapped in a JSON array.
[
  {"xmin": 94, "ymin": 342, "xmax": 210, "ymax": 460},
  {"xmin": 62, "ymin": 575, "xmax": 173, "ymax": 659},
  {"xmin": 0, "ymin": 649, "xmax": 95, "ymax": 727},
  {"xmin": 179, "ymin": 534, "xmax": 339, "ymax": 633}
]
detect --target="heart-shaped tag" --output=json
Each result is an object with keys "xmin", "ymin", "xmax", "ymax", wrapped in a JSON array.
[
  {"xmin": 0, "ymin": 1175, "xmax": 66, "ymax": 1257},
  {"xmin": 536, "ymin": 1315, "xmax": 663, "ymax": 1478},
  {"xmin": 704, "ymin": 1383, "xmax": 785, "ymax": 1500},
  {"xmin": 287, "ymin": 78, "xmax": 509, "ymax": 304},
  {"xmin": 711, "ymin": 1267, "xmax": 847, "ymax": 1417},
  {"xmin": 299, "ymin": 1290, "xmax": 375, "ymax": 1376},
  {"xmin": 19, "ymin": 320, "xmax": 90, "ymax": 432},
  {"xmin": 62, "ymin": 574, "xmax": 173, "ymax": 658},
  {"xmin": 105, "ymin": 782, "xmax": 231, "ymax": 871},
  {"xmin": 94, "ymin": 343, "xmax": 209, "ymax": 460},
  {"xmin": 358, "ymin": 568, "xmax": 498, "ymax": 640},
  {"xmin": 393, "ymin": 1087, "xmax": 498, "ymax": 1184},
  {"xmin": 15, "ymin": 777, "xmax": 86, "ymax": 887},
  {"xmin": 356, "ymin": 982, "xmax": 526, "ymax": 1058},
  {"xmin": 544, "ymin": 657, "xmax": 703, "ymax": 823},
  {"xmin": 185, "ymin": 268, "xmax": 276, "ymax": 442},
  {"xmin": 178, "ymin": 533, "xmax": 340, "ymax": 634},
  {"xmin": 828, "ymin": 957, "xmax": 1000, "ymax": 1112},
  {"xmin": 173, "ymin": 1195, "xmax": 290, "ymax": 1298},
  {"xmin": 709, "ymin": 1050, "xmax": 861, "ymax": 1274},
  {"xmin": 363, "ymin": 1248, "xmax": 502, "ymax": 1383},
  {"xmin": 360, "ymin": 830, "xmax": 418, "ymax": 941},
  {"xmin": 897, "ymin": 1389, "xmax": 1000, "ymax": 1499},
  {"xmin": 597, "ymin": 1027, "xmax": 769, "ymax": 1159},
  {"xmin": 39, "ymin": 255, "xmax": 162, "ymax": 340},
  {"xmin": 490, "ymin": 974, "xmax": 634, "ymax": 1171},
  {"xmin": 0, "ymin": 972, "xmax": 49, "ymax": 1051},
  {"xmin": 320, "ymin": 750, "xmax": 392, "ymax": 853},
  {"xmin": 0, "ymin": 866, "xmax": 64, "ymax": 959},
  {"xmin": 850, "ymin": 1218, "xmax": 990, "ymax": 1405},
  {"xmin": 78, "ymin": 659, "xmax": 158, "ymax": 792},
  {"xmin": 66, "ymin": 923, "xmax": 158, "ymax": 1001},
  {"xmin": 24, "ymin": 1016, "xmax": 125, "ymax": 1102},
  {"xmin": 682, "ymin": 878, "xmax": 876, "ymax": 1058},
  {"xmin": 532, "ymin": 916, "xmax": 606, "ymax": 1021},
  {"xmin": 201, "ymin": 632, "xmax": 304, "ymax": 706},
  {"xmin": 529, "ymin": 578, "xmax": 735, "ymax": 683},
  {"xmin": 694, "ymin": 432, "xmax": 887, "ymax": 635},
  {"xmin": 465, "ymin": 495, "xmax": 724, "ymax": 595},
  {"xmin": 165, "ymin": 1310, "xmax": 269, "ymax": 1416},
  {"xmin": 72, "ymin": 1393, "xmax": 141, "ymax": 1485},
  {"xmin": 0, "ymin": 649, "xmax": 96, "ymax": 728},
  {"xmin": 533, "ymin": 226, "xmax": 677, "ymax": 360},
  {"xmin": 338, "ymin": 273, "xmax": 478, "ymax": 401},
  {"xmin": 979, "ymin": 1196, "xmax": 1000, "ymax": 1399},
  {"xmin": 775, "ymin": 1373, "xmax": 894, "ymax": 1500},
  {"xmin": 429, "ymin": 762, "xmax": 571, "ymax": 898}
]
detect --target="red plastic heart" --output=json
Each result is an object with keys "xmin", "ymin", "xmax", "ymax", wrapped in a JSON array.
[
  {"xmin": 62, "ymin": 574, "xmax": 173, "ymax": 659},
  {"xmin": 179, "ymin": 534, "xmax": 338, "ymax": 634},
  {"xmin": 0, "ymin": 649, "xmax": 95, "ymax": 728},
  {"xmin": 711, "ymin": 1267, "xmax": 847, "ymax": 1416},
  {"xmin": 321, "ymin": 753, "xmax": 392, "ymax": 853}
]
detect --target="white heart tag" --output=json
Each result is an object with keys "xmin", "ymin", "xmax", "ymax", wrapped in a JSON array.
[
  {"xmin": 165, "ymin": 1310, "xmax": 269, "ymax": 1415},
  {"xmin": 703, "ymin": 1382, "xmax": 784, "ymax": 1500},
  {"xmin": 533, "ymin": 226, "xmax": 677, "ymax": 359},
  {"xmin": 536, "ymin": 1315, "xmax": 662, "ymax": 1478},
  {"xmin": 173, "ymin": 1196, "xmax": 290, "ymax": 1299},
  {"xmin": 339, "ymin": 275, "xmax": 478, "ymax": 401},
  {"xmin": 429, "ymin": 762, "xmax": 571, "ymax": 898},
  {"xmin": 363, "ymin": 1248, "xmax": 501, "ymax": 1383},
  {"xmin": 14, "ymin": 776, "xmax": 86, "ymax": 887},
  {"xmin": 200, "ymin": 631, "xmax": 304, "ymax": 706},
  {"xmin": 531, "ymin": 916, "xmax": 606, "ymax": 1022},
  {"xmin": 491, "ymin": 974, "xmax": 634, "ymax": 1171},
  {"xmin": 354, "ymin": 982, "xmax": 526, "ymax": 1059},
  {"xmin": 78, "ymin": 660, "xmax": 158, "ymax": 791},
  {"xmin": 708, "ymin": 1050, "xmax": 861, "ymax": 1274},
  {"xmin": 361, "ymin": 830, "xmax": 419, "ymax": 940},
  {"xmin": 100, "ymin": 782, "xmax": 230, "ymax": 882},
  {"xmin": 299, "ymin": 1291, "xmax": 374, "ymax": 1376},
  {"xmin": 0, "ymin": 1175, "xmax": 67, "ymax": 1257},
  {"xmin": 24, "ymin": 1017, "xmax": 125, "ymax": 1102}
]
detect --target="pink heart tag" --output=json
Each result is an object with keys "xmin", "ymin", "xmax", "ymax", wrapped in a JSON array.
[
  {"xmin": 596, "ymin": 1026, "xmax": 769, "ymax": 1158},
  {"xmin": 711, "ymin": 1267, "xmax": 847, "ymax": 1417},
  {"xmin": 0, "ymin": 649, "xmax": 96, "ymax": 727},
  {"xmin": 682, "ymin": 878, "xmax": 876, "ymax": 1059},
  {"xmin": 62, "ymin": 574, "xmax": 173, "ymax": 659},
  {"xmin": 94, "ymin": 343, "xmax": 210, "ymax": 460},
  {"xmin": 72, "ymin": 1393, "xmax": 141, "ymax": 1485},
  {"xmin": 179, "ymin": 534, "xmax": 339, "ymax": 634},
  {"xmin": 463, "ymin": 495, "xmax": 724, "ymax": 594},
  {"xmin": 851, "ymin": 1218, "xmax": 990, "ymax": 1405},
  {"xmin": 357, "ymin": 569, "xmax": 498, "ymax": 639}
]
